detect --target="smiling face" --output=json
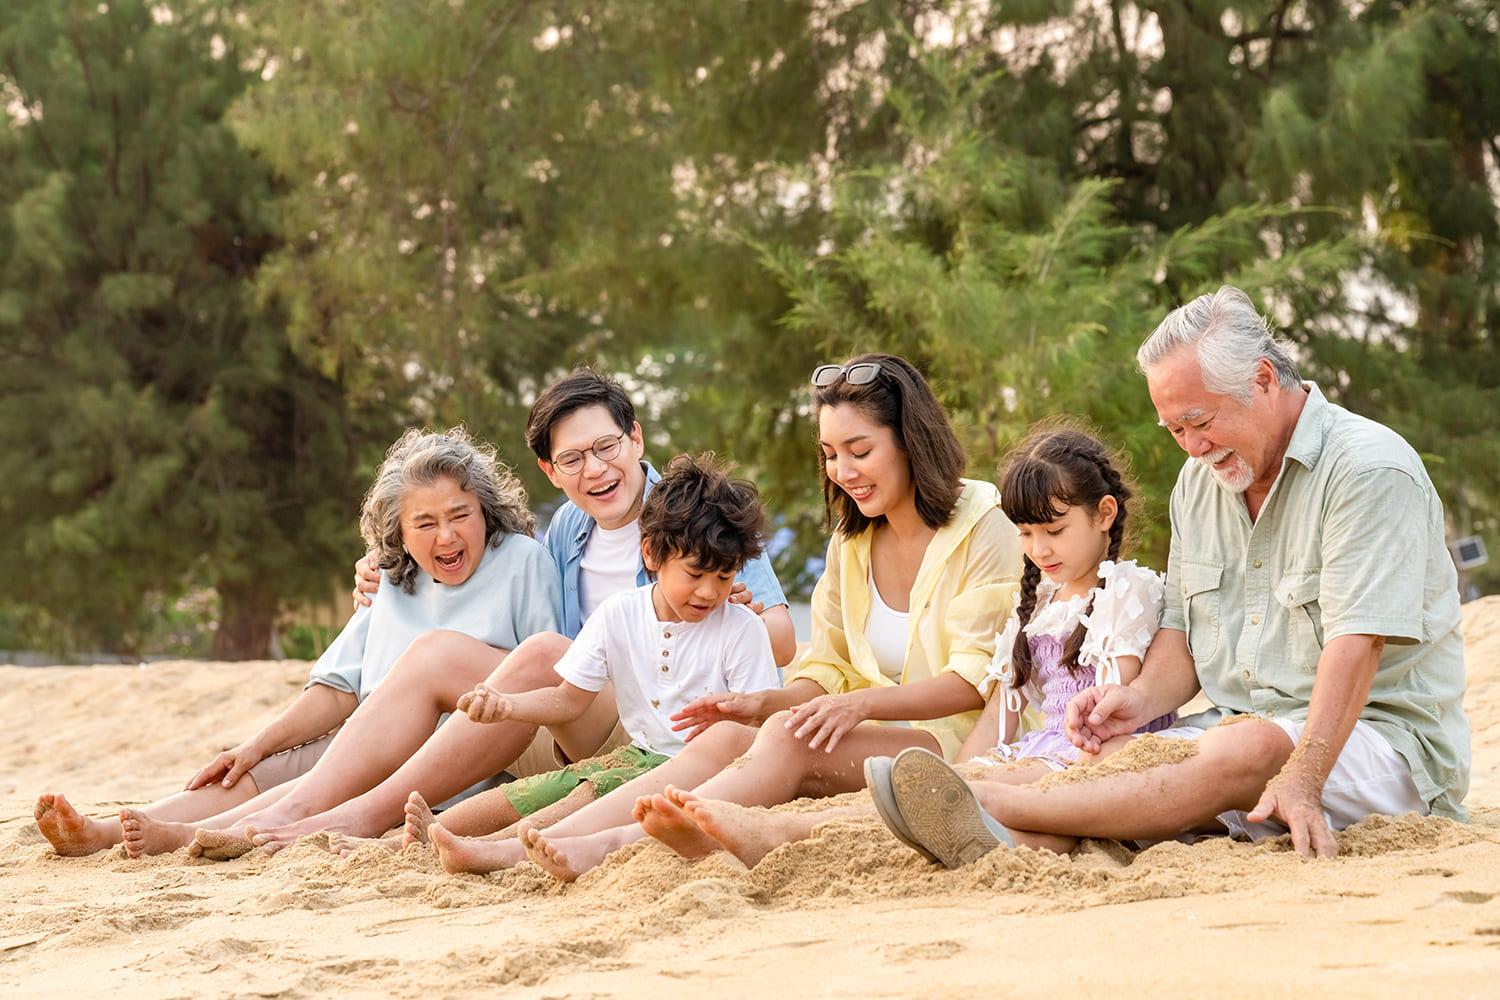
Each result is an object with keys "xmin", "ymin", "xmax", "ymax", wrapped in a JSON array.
[
  {"xmin": 539, "ymin": 404, "xmax": 646, "ymax": 530},
  {"xmin": 1146, "ymin": 347, "xmax": 1280, "ymax": 494},
  {"xmin": 398, "ymin": 475, "xmax": 488, "ymax": 586},
  {"xmin": 1017, "ymin": 499, "xmax": 1116, "ymax": 589},
  {"xmin": 646, "ymin": 549, "xmax": 737, "ymax": 623},
  {"xmin": 817, "ymin": 402, "xmax": 915, "ymax": 523}
]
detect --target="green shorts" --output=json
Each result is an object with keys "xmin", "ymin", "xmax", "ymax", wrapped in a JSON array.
[{"xmin": 501, "ymin": 744, "xmax": 670, "ymax": 817}]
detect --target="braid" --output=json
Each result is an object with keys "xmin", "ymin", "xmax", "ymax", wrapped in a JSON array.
[
  {"xmin": 1010, "ymin": 560, "xmax": 1042, "ymax": 690},
  {"xmin": 1061, "ymin": 446, "xmax": 1131, "ymax": 677}
]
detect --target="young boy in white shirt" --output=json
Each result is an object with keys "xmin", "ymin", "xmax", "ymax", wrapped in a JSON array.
[{"xmin": 407, "ymin": 452, "xmax": 779, "ymax": 874}]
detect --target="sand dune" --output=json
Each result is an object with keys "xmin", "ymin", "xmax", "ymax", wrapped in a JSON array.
[{"xmin": 3, "ymin": 599, "xmax": 1499, "ymax": 997}]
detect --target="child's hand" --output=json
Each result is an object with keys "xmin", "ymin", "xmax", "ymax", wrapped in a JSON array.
[
  {"xmin": 1065, "ymin": 684, "xmax": 1147, "ymax": 753},
  {"xmin": 671, "ymin": 691, "xmax": 768, "ymax": 740},
  {"xmin": 458, "ymin": 684, "xmax": 513, "ymax": 724}
]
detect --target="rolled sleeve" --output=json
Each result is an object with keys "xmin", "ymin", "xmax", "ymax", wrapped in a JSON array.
[{"xmin": 1320, "ymin": 467, "xmax": 1428, "ymax": 644}]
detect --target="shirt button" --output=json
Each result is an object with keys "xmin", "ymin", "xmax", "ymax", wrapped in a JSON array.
[
  {"xmin": 1241, "ymin": 668, "xmax": 1252, "ymax": 682},
  {"xmin": 661, "ymin": 664, "xmax": 669, "ymax": 673},
  {"xmin": 661, "ymin": 649, "xmax": 669, "ymax": 657},
  {"xmin": 1252, "ymin": 559, "xmax": 1263, "ymax": 569},
  {"xmin": 1251, "ymin": 616, "xmax": 1261, "ymax": 626}
]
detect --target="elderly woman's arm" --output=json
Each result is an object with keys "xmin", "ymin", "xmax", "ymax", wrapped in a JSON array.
[{"xmin": 185, "ymin": 683, "xmax": 357, "ymax": 791}]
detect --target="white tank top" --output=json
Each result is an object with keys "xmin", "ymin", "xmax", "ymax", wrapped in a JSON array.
[{"xmin": 865, "ymin": 566, "xmax": 910, "ymax": 683}]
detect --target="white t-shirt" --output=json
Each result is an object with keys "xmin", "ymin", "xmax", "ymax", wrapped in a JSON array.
[
  {"xmin": 865, "ymin": 566, "xmax": 909, "ymax": 683},
  {"xmin": 578, "ymin": 518, "xmax": 642, "ymax": 622},
  {"xmin": 554, "ymin": 583, "xmax": 779, "ymax": 756}
]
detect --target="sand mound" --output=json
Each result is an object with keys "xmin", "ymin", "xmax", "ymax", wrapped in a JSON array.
[{"xmin": 3, "ymin": 596, "xmax": 1500, "ymax": 995}]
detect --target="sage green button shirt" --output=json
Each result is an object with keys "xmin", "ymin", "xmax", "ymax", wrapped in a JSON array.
[{"xmin": 1162, "ymin": 383, "xmax": 1470, "ymax": 820}]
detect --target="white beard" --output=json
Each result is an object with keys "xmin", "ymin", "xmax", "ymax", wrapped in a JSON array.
[{"xmin": 1199, "ymin": 448, "xmax": 1255, "ymax": 493}]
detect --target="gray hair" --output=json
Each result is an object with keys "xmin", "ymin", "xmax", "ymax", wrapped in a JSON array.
[
  {"xmin": 1137, "ymin": 285, "xmax": 1301, "ymax": 403},
  {"xmin": 359, "ymin": 426, "xmax": 536, "ymax": 593}
]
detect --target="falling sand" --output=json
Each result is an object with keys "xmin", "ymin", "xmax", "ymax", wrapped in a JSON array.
[{"xmin": 2, "ymin": 597, "xmax": 1500, "ymax": 995}]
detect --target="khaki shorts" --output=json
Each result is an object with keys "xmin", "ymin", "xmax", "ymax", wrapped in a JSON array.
[
  {"xmin": 507, "ymin": 719, "xmax": 632, "ymax": 779},
  {"xmin": 246, "ymin": 729, "xmax": 339, "ymax": 793}
]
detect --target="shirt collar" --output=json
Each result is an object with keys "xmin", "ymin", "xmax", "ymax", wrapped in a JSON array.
[{"xmin": 1282, "ymin": 382, "xmax": 1329, "ymax": 471}]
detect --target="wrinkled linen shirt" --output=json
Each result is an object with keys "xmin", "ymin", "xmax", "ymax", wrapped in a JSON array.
[{"xmin": 1163, "ymin": 383, "xmax": 1470, "ymax": 820}]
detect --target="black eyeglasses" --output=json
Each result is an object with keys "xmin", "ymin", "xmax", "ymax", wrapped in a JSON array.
[
  {"xmin": 551, "ymin": 431, "xmax": 626, "ymax": 476},
  {"xmin": 811, "ymin": 362, "xmax": 883, "ymax": 387}
]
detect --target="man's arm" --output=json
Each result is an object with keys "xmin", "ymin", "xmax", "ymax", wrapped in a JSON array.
[
  {"xmin": 1067, "ymin": 627, "xmax": 1201, "ymax": 752},
  {"xmin": 760, "ymin": 604, "xmax": 797, "ymax": 667},
  {"xmin": 1246, "ymin": 633, "xmax": 1382, "ymax": 858}
]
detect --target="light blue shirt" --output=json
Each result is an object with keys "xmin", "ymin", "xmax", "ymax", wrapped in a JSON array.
[
  {"xmin": 308, "ymin": 531, "xmax": 562, "ymax": 700},
  {"xmin": 544, "ymin": 461, "xmax": 789, "ymax": 638}
]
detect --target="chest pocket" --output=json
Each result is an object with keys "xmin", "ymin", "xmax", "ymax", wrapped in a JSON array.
[
  {"xmin": 1275, "ymin": 570, "xmax": 1324, "ymax": 669},
  {"xmin": 1181, "ymin": 560, "xmax": 1223, "ymax": 662}
]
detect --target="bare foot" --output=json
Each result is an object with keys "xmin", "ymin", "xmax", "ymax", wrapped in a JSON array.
[
  {"xmin": 429, "ymin": 825, "xmax": 526, "ymax": 875},
  {"xmin": 34, "ymin": 793, "xmax": 120, "ymax": 857},
  {"xmin": 189, "ymin": 828, "xmax": 255, "ymax": 861},
  {"xmin": 523, "ymin": 826, "xmax": 638, "ymax": 883},
  {"xmin": 329, "ymin": 833, "xmax": 397, "ymax": 858},
  {"xmin": 119, "ymin": 809, "xmax": 197, "ymax": 858},
  {"xmin": 678, "ymin": 793, "xmax": 794, "ymax": 868},
  {"xmin": 402, "ymin": 792, "xmax": 437, "ymax": 848},
  {"xmin": 634, "ymin": 788, "xmax": 720, "ymax": 860}
]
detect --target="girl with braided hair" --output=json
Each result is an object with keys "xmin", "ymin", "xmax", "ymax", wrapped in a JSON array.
[{"xmin": 955, "ymin": 423, "xmax": 1175, "ymax": 771}]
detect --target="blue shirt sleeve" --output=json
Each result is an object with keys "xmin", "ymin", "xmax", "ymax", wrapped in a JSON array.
[{"xmin": 737, "ymin": 550, "xmax": 788, "ymax": 609}]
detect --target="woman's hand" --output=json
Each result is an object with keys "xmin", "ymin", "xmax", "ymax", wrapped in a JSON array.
[
  {"xmin": 783, "ymin": 692, "xmax": 867, "ymax": 753},
  {"xmin": 351, "ymin": 549, "xmax": 381, "ymax": 609},
  {"xmin": 185, "ymin": 741, "xmax": 265, "ymax": 791},
  {"xmin": 457, "ymin": 684, "xmax": 514, "ymax": 724},
  {"xmin": 671, "ymin": 690, "xmax": 771, "ymax": 741}
]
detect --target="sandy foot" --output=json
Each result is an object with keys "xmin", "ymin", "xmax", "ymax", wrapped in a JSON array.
[
  {"xmin": 402, "ymin": 792, "xmax": 437, "ymax": 848},
  {"xmin": 119, "ymin": 809, "xmax": 197, "ymax": 858},
  {"xmin": 635, "ymin": 788, "xmax": 721, "ymax": 860},
  {"xmin": 329, "ymin": 833, "xmax": 398, "ymax": 858},
  {"xmin": 189, "ymin": 828, "xmax": 256, "ymax": 861},
  {"xmin": 34, "ymin": 793, "xmax": 119, "ymax": 857},
  {"xmin": 678, "ymin": 792, "xmax": 792, "ymax": 868},
  {"xmin": 521, "ymin": 826, "xmax": 636, "ymax": 883},
  {"xmin": 429, "ymin": 825, "xmax": 526, "ymax": 875}
]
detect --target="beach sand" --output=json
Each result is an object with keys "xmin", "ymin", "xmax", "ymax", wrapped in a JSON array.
[{"xmin": 3, "ymin": 598, "xmax": 1499, "ymax": 997}]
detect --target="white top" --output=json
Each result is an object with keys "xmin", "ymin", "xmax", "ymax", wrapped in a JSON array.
[
  {"xmin": 980, "ymin": 559, "xmax": 1166, "ymax": 709},
  {"xmin": 578, "ymin": 518, "xmax": 642, "ymax": 621},
  {"xmin": 554, "ymin": 583, "xmax": 779, "ymax": 756},
  {"xmin": 865, "ymin": 566, "xmax": 910, "ymax": 683}
]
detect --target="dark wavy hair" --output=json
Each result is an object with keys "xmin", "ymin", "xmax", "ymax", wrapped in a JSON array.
[
  {"xmin": 999, "ymin": 423, "xmax": 1137, "ymax": 690},
  {"xmin": 812, "ymin": 353, "xmax": 965, "ymax": 536},
  {"xmin": 525, "ymin": 366, "xmax": 637, "ymax": 462},
  {"xmin": 639, "ymin": 453, "xmax": 766, "ymax": 575}
]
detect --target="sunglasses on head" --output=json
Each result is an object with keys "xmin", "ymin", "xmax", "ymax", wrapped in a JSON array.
[{"xmin": 811, "ymin": 362, "xmax": 883, "ymax": 387}]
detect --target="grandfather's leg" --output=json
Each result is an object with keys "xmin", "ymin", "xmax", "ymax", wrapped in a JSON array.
[{"xmin": 976, "ymin": 721, "xmax": 1294, "ymax": 845}]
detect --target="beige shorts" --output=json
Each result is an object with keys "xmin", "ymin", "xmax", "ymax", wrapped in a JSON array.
[
  {"xmin": 507, "ymin": 719, "xmax": 633, "ymax": 779},
  {"xmin": 246, "ymin": 729, "xmax": 339, "ymax": 793}
]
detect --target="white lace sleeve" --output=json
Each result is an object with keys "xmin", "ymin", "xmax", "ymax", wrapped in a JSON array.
[
  {"xmin": 978, "ymin": 611, "xmax": 1025, "ymax": 714},
  {"xmin": 1078, "ymin": 560, "xmax": 1166, "ymax": 687}
]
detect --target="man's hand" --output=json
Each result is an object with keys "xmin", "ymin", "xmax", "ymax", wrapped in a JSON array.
[
  {"xmin": 185, "ymin": 741, "xmax": 264, "ymax": 791},
  {"xmin": 351, "ymin": 549, "xmax": 382, "ymax": 609},
  {"xmin": 671, "ymin": 690, "xmax": 770, "ymax": 741},
  {"xmin": 1065, "ymin": 684, "xmax": 1150, "ymax": 753},
  {"xmin": 784, "ymin": 693, "xmax": 866, "ymax": 753},
  {"xmin": 1247, "ymin": 740, "xmax": 1338, "ymax": 858},
  {"xmin": 726, "ymin": 580, "xmax": 765, "ymax": 615},
  {"xmin": 458, "ymin": 684, "xmax": 514, "ymax": 724}
]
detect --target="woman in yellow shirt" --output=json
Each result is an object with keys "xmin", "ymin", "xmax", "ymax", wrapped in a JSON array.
[{"xmin": 429, "ymin": 353, "xmax": 1022, "ymax": 881}]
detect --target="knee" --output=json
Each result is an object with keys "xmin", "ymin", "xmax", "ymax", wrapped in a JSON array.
[
  {"xmin": 1200, "ymin": 721, "xmax": 1293, "ymax": 782},
  {"xmin": 691, "ymin": 720, "xmax": 757, "ymax": 756},
  {"xmin": 490, "ymin": 631, "xmax": 570, "ymax": 688},
  {"xmin": 750, "ymin": 712, "xmax": 808, "ymax": 754},
  {"xmin": 392, "ymin": 629, "xmax": 473, "ymax": 673}
]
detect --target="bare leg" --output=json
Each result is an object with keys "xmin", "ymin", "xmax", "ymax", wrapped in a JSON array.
[
  {"xmin": 123, "ymin": 782, "xmax": 300, "ymax": 858},
  {"xmin": 975, "ymin": 722, "xmax": 1293, "ymax": 847},
  {"xmin": 415, "ymin": 782, "xmax": 524, "ymax": 839},
  {"xmin": 429, "ymin": 781, "xmax": 599, "ymax": 873}
]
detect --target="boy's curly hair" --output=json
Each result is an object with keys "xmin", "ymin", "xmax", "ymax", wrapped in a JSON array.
[{"xmin": 639, "ymin": 453, "xmax": 766, "ymax": 575}]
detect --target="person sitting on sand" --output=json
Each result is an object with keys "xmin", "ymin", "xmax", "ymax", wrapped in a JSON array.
[
  {"xmin": 868, "ymin": 285, "xmax": 1471, "ymax": 865},
  {"xmin": 401, "ymin": 453, "xmax": 779, "ymax": 872},
  {"xmin": 34, "ymin": 427, "xmax": 560, "ymax": 858},
  {"xmin": 592, "ymin": 423, "xmax": 1181, "ymax": 867},
  {"xmin": 412, "ymin": 353, "xmax": 1023, "ymax": 881}
]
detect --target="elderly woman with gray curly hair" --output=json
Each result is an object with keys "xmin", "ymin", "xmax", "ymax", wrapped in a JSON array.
[{"xmin": 34, "ymin": 426, "xmax": 561, "ymax": 859}]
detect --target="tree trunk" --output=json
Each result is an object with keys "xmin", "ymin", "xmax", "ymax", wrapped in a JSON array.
[{"xmin": 213, "ymin": 579, "xmax": 278, "ymax": 660}]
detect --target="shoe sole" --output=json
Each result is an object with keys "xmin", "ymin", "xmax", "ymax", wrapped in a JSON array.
[
  {"xmin": 863, "ymin": 756, "xmax": 940, "ymax": 864},
  {"xmin": 889, "ymin": 747, "xmax": 1012, "ymax": 869}
]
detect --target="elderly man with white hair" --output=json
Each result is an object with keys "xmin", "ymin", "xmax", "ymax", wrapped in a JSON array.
[{"xmin": 872, "ymin": 285, "xmax": 1470, "ymax": 862}]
